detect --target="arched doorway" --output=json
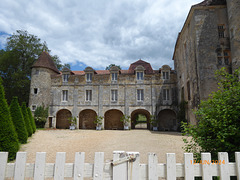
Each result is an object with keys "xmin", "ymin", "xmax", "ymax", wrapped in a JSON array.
[
  {"xmin": 104, "ymin": 109, "xmax": 124, "ymax": 130},
  {"xmin": 79, "ymin": 109, "xmax": 97, "ymax": 129},
  {"xmin": 131, "ymin": 109, "xmax": 150, "ymax": 129},
  {"xmin": 158, "ymin": 109, "xmax": 177, "ymax": 131},
  {"xmin": 56, "ymin": 109, "xmax": 72, "ymax": 129}
]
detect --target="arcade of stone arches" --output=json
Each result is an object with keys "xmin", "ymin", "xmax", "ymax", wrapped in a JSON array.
[{"xmin": 55, "ymin": 108, "xmax": 177, "ymax": 131}]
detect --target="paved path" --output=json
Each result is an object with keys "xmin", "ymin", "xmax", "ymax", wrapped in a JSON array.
[{"xmin": 20, "ymin": 129, "xmax": 185, "ymax": 163}]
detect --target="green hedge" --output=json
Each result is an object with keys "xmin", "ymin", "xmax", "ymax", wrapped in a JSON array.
[
  {"xmin": 21, "ymin": 102, "xmax": 33, "ymax": 137},
  {"xmin": 27, "ymin": 107, "xmax": 36, "ymax": 133},
  {"xmin": 10, "ymin": 97, "xmax": 28, "ymax": 143},
  {"xmin": 0, "ymin": 79, "xmax": 19, "ymax": 160}
]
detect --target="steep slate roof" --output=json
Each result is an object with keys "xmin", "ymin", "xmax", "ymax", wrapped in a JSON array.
[
  {"xmin": 32, "ymin": 52, "xmax": 60, "ymax": 74},
  {"xmin": 128, "ymin": 60, "xmax": 154, "ymax": 74}
]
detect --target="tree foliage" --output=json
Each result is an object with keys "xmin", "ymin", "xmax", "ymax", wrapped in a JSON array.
[
  {"xmin": 27, "ymin": 107, "xmax": 36, "ymax": 133},
  {"xmin": 0, "ymin": 78, "xmax": 19, "ymax": 160},
  {"xmin": 21, "ymin": 102, "xmax": 33, "ymax": 137},
  {"xmin": 9, "ymin": 97, "xmax": 28, "ymax": 144},
  {"xmin": 0, "ymin": 30, "xmax": 69, "ymax": 104},
  {"xmin": 105, "ymin": 64, "xmax": 121, "ymax": 70},
  {"xmin": 34, "ymin": 105, "xmax": 49, "ymax": 128},
  {"xmin": 182, "ymin": 67, "xmax": 240, "ymax": 162}
]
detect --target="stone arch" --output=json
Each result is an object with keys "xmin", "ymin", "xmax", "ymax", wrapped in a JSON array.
[
  {"xmin": 79, "ymin": 109, "xmax": 97, "ymax": 129},
  {"xmin": 104, "ymin": 109, "xmax": 124, "ymax": 130},
  {"xmin": 158, "ymin": 109, "xmax": 177, "ymax": 131},
  {"xmin": 56, "ymin": 109, "xmax": 72, "ymax": 129},
  {"xmin": 131, "ymin": 109, "xmax": 151, "ymax": 129}
]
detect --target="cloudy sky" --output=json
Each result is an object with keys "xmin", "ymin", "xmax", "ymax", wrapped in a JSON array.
[{"xmin": 0, "ymin": 0, "xmax": 200, "ymax": 71}]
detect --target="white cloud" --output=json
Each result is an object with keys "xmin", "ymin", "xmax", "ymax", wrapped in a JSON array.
[{"xmin": 0, "ymin": 0, "xmax": 200, "ymax": 70}]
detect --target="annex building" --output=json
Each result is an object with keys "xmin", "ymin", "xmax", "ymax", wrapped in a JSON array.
[{"xmin": 29, "ymin": 0, "xmax": 240, "ymax": 130}]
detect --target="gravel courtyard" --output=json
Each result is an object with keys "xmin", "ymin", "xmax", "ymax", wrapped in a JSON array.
[{"xmin": 20, "ymin": 129, "xmax": 186, "ymax": 163}]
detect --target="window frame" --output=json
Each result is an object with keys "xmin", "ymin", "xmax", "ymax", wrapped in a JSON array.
[
  {"xmin": 162, "ymin": 71, "xmax": 170, "ymax": 80},
  {"xmin": 86, "ymin": 73, "xmax": 92, "ymax": 82},
  {"xmin": 111, "ymin": 73, "xmax": 118, "ymax": 81},
  {"xmin": 62, "ymin": 90, "xmax": 68, "ymax": 102},
  {"xmin": 86, "ymin": 90, "xmax": 92, "ymax": 101},
  {"xmin": 111, "ymin": 89, "xmax": 118, "ymax": 102},
  {"xmin": 163, "ymin": 88, "xmax": 170, "ymax": 101},
  {"xmin": 137, "ymin": 89, "xmax": 144, "ymax": 101},
  {"xmin": 136, "ymin": 71, "xmax": 144, "ymax": 80},
  {"xmin": 63, "ymin": 74, "xmax": 70, "ymax": 82},
  {"xmin": 32, "ymin": 105, "xmax": 37, "ymax": 111}
]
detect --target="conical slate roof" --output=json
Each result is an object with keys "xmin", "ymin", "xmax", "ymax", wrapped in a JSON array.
[{"xmin": 32, "ymin": 52, "xmax": 60, "ymax": 74}]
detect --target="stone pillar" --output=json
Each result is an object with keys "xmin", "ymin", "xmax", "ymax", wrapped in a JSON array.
[{"xmin": 226, "ymin": 0, "xmax": 240, "ymax": 71}]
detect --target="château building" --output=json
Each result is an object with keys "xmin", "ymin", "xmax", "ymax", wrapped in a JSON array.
[
  {"xmin": 29, "ymin": 0, "xmax": 240, "ymax": 129},
  {"xmin": 29, "ymin": 52, "xmax": 178, "ymax": 130}
]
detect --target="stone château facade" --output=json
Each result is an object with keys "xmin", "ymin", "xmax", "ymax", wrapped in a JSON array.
[
  {"xmin": 29, "ymin": 0, "xmax": 240, "ymax": 129},
  {"xmin": 29, "ymin": 52, "xmax": 178, "ymax": 130}
]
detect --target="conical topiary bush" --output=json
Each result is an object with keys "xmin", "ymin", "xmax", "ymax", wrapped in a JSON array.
[
  {"xmin": 21, "ymin": 102, "xmax": 33, "ymax": 137},
  {"xmin": 0, "ymin": 78, "xmax": 19, "ymax": 160},
  {"xmin": 27, "ymin": 107, "xmax": 36, "ymax": 133},
  {"xmin": 10, "ymin": 97, "xmax": 28, "ymax": 143}
]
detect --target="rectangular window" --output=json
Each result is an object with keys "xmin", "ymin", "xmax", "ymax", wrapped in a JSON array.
[
  {"xmin": 137, "ymin": 72, "xmax": 144, "ymax": 80},
  {"xmin": 112, "ymin": 73, "xmax": 118, "ymax": 81},
  {"xmin": 63, "ymin": 74, "xmax": 69, "ymax": 82},
  {"xmin": 163, "ymin": 72, "xmax": 169, "ymax": 80},
  {"xmin": 86, "ymin": 73, "xmax": 92, "ymax": 82},
  {"xmin": 111, "ymin": 90, "xmax": 118, "ymax": 101},
  {"xmin": 62, "ymin": 90, "xmax": 68, "ymax": 101},
  {"xmin": 163, "ymin": 89, "xmax": 170, "ymax": 101},
  {"xmin": 34, "ymin": 88, "xmax": 38, "ymax": 95},
  {"xmin": 224, "ymin": 51, "xmax": 231, "ymax": 65},
  {"xmin": 86, "ymin": 90, "xmax": 92, "ymax": 101},
  {"xmin": 32, "ymin": 105, "xmax": 36, "ymax": 111},
  {"xmin": 218, "ymin": 25, "xmax": 225, "ymax": 38},
  {"xmin": 137, "ymin": 89, "xmax": 144, "ymax": 101}
]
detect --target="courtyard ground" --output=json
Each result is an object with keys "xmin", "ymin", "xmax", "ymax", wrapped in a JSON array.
[{"xmin": 20, "ymin": 129, "xmax": 186, "ymax": 164}]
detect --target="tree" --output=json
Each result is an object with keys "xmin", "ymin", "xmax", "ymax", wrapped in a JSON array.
[
  {"xmin": 34, "ymin": 105, "xmax": 49, "ymax": 128},
  {"xmin": 0, "ymin": 78, "xmax": 19, "ymax": 160},
  {"xmin": 21, "ymin": 102, "xmax": 33, "ymax": 137},
  {"xmin": 105, "ymin": 64, "xmax": 121, "ymax": 70},
  {"xmin": 9, "ymin": 97, "xmax": 28, "ymax": 144},
  {"xmin": 0, "ymin": 30, "xmax": 69, "ymax": 104},
  {"xmin": 182, "ymin": 67, "xmax": 240, "ymax": 162},
  {"xmin": 27, "ymin": 107, "xmax": 36, "ymax": 133}
]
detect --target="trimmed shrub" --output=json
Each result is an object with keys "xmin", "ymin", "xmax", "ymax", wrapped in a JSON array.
[
  {"xmin": 9, "ymin": 97, "xmax": 28, "ymax": 143},
  {"xmin": 27, "ymin": 107, "xmax": 36, "ymax": 133},
  {"xmin": 21, "ymin": 102, "xmax": 33, "ymax": 137},
  {"xmin": 0, "ymin": 79, "xmax": 19, "ymax": 160}
]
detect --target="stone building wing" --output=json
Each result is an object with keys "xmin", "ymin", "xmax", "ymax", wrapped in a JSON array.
[{"xmin": 32, "ymin": 51, "xmax": 60, "ymax": 74}]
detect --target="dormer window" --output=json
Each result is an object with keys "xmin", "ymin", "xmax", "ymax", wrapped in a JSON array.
[
  {"xmin": 63, "ymin": 74, "xmax": 69, "ymax": 82},
  {"xmin": 86, "ymin": 73, "xmax": 92, "ymax": 82},
  {"xmin": 162, "ymin": 72, "xmax": 169, "ymax": 80},
  {"xmin": 84, "ymin": 67, "xmax": 95, "ymax": 83},
  {"xmin": 134, "ymin": 65, "xmax": 145, "ymax": 81},
  {"xmin": 161, "ymin": 65, "xmax": 171, "ymax": 80},
  {"xmin": 112, "ymin": 73, "xmax": 118, "ymax": 81},
  {"xmin": 137, "ymin": 72, "xmax": 144, "ymax": 80}
]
